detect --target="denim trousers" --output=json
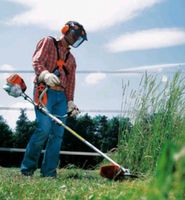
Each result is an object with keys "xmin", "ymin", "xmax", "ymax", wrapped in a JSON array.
[{"xmin": 21, "ymin": 88, "xmax": 67, "ymax": 177}]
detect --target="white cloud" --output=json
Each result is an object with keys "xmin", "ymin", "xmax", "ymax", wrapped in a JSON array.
[
  {"xmin": 7, "ymin": 0, "xmax": 37, "ymax": 7},
  {"xmin": 0, "ymin": 101, "xmax": 35, "ymax": 130},
  {"xmin": 6, "ymin": 0, "xmax": 162, "ymax": 31},
  {"xmin": 0, "ymin": 64, "xmax": 14, "ymax": 71},
  {"xmin": 85, "ymin": 73, "xmax": 106, "ymax": 85},
  {"xmin": 107, "ymin": 28, "xmax": 185, "ymax": 52}
]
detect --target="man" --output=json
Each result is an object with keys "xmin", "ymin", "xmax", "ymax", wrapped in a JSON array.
[{"xmin": 20, "ymin": 21, "xmax": 87, "ymax": 177}]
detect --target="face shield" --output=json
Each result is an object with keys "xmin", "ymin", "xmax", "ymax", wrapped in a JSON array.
[
  {"xmin": 71, "ymin": 35, "xmax": 86, "ymax": 48},
  {"xmin": 65, "ymin": 25, "xmax": 87, "ymax": 48}
]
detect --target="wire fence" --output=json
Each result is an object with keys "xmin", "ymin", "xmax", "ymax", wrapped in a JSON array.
[
  {"xmin": 0, "ymin": 147, "xmax": 101, "ymax": 156},
  {"xmin": 0, "ymin": 69, "xmax": 184, "ymax": 74},
  {"xmin": 0, "ymin": 68, "xmax": 184, "ymax": 114},
  {"xmin": 0, "ymin": 107, "xmax": 125, "ymax": 114},
  {"xmin": 0, "ymin": 69, "xmax": 146, "ymax": 74},
  {"xmin": 0, "ymin": 69, "xmax": 137, "ymax": 113}
]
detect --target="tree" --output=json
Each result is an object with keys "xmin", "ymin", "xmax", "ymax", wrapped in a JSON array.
[
  {"xmin": 14, "ymin": 109, "xmax": 36, "ymax": 147},
  {"xmin": 93, "ymin": 115, "xmax": 109, "ymax": 151},
  {"xmin": 62, "ymin": 116, "xmax": 78, "ymax": 151},
  {"xmin": 94, "ymin": 116, "xmax": 121, "ymax": 152},
  {"xmin": 62, "ymin": 114, "xmax": 96, "ymax": 152},
  {"xmin": 74, "ymin": 114, "xmax": 96, "ymax": 151},
  {"xmin": 104, "ymin": 117, "xmax": 119, "ymax": 151},
  {"xmin": 0, "ymin": 116, "xmax": 13, "ymax": 147}
]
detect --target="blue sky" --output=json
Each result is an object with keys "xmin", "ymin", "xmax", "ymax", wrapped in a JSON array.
[{"xmin": 0, "ymin": 0, "xmax": 185, "ymax": 129}]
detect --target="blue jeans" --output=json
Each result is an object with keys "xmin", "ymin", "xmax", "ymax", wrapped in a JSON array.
[{"xmin": 21, "ymin": 89, "xmax": 67, "ymax": 177}]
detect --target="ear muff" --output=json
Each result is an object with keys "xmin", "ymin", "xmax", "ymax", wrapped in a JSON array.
[{"xmin": 61, "ymin": 25, "xmax": 70, "ymax": 35}]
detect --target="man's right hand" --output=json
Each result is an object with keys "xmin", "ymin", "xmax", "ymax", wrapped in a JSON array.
[{"xmin": 39, "ymin": 70, "xmax": 60, "ymax": 87}]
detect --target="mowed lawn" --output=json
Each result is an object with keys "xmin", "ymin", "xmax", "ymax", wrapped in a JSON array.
[{"xmin": 0, "ymin": 167, "xmax": 151, "ymax": 200}]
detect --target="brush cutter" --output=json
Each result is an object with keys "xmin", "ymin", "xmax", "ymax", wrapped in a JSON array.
[{"xmin": 3, "ymin": 74, "xmax": 137, "ymax": 180}]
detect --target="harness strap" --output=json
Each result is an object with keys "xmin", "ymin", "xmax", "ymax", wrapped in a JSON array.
[{"xmin": 49, "ymin": 36, "xmax": 70, "ymax": 76}]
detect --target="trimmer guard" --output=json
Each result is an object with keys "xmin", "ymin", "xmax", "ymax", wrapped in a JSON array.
[
  {"xmin": 100, "ymin": 165, "xmax": 122, "ymax": 180},
  {"xmin": 100, "ymin": 164, "xmax": 138, "ymax": 181}
]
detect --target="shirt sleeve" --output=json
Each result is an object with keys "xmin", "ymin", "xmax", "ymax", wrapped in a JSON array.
[
  {"xmin": 65, "ymin": 57, "xmax": 77, "ymax": 101},
  {"xmin": 32, "ymin": 37, "xmax": 51, "ymax": 76}
]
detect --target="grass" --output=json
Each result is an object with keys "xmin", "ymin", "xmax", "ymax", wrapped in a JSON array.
[
  {"xmin": 0, "ymin": 153, "xmax": 184, "ymax": 200},
  {"xmin": 117, "ymin": 72, "xmax": 185, "ymax": 174},
  {"xmin": 0, "ymin": 167, "xmax": 150, "ymax": 200}
]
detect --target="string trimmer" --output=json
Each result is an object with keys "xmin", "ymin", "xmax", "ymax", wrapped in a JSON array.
[{"xmin": 3, "ymin": 74, "xmax": 137, "ymax": 180}]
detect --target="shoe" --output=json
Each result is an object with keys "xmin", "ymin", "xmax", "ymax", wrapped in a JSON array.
[
  {"xmin": 21, "ymin": 170, "xmax": 34, "ymax": 177},
  {"xmin": 40, "ymin": 174, "xmax": 56, "ymax": 178}
]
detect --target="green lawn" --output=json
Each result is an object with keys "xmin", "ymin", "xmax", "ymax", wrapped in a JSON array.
[{"xmin": 0, "ymin": 167, "xmax": 150, "ymax": 200}]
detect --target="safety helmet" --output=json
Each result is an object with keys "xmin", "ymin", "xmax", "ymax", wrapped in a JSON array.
[{"xmin": 61, "ymin": 21, "xmax": 87, "ymax": 48}]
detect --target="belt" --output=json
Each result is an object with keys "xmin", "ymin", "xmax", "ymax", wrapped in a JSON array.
[{"xmin": 50, "ymin": 85, "xmax": 64, "ymax": 91}]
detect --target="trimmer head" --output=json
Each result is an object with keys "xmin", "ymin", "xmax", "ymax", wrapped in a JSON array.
[{"xmin": 100, "ymin": 164, "xmax": 138, "ymax": 181}]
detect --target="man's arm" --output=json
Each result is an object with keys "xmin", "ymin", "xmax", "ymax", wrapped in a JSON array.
[
  {"xmin": 32, "ymin": 37, "xmax": 51, "ymax": 76},
  {"xmin": 32, "ymin": 37, "xmax": 60, "ymax": 86}
]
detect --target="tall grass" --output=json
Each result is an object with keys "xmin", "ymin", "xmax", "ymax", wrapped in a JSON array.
[{"xmin": 118, "ymin": 72, "xmax": 185, "ymax": 174}]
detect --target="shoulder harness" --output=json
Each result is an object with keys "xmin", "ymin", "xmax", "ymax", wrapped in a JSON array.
[{"xmin": 49, "ymin": 36, "xmax": 70, "ymax": 76}]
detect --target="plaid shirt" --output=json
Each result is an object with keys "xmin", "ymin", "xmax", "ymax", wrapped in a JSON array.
[{"xmin": 32, "ymin": 36, "xmax": 76, "ymax": 101}]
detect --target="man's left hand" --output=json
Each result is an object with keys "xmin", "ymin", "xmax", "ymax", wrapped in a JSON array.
[{"xmin": 67, "ymin": 101, "xmax": 80, "ymax": 117}]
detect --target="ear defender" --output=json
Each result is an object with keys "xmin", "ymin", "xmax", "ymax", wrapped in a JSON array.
[{"xmin": 61, "ymin": 24, "xmax": 70, "ymax": 35}]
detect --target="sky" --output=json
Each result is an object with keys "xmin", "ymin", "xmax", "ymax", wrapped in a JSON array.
[{"xmin": 0, "ymin": 0, "xmax": 185, "ymax": 129}]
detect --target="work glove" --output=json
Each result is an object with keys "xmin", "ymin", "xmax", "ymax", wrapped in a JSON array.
[
  {"xmin": 39, "ymin": 70, "xmax": 60, "ymax": 87},
  {"xmin": 67, "ymin": 101, "xmax": 80, "ymax": 117}
]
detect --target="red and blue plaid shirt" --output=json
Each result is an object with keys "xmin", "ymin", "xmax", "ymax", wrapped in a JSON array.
[{"xmin": 32, "ymin": 36, "xmax": 76, "ymax": 101}]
